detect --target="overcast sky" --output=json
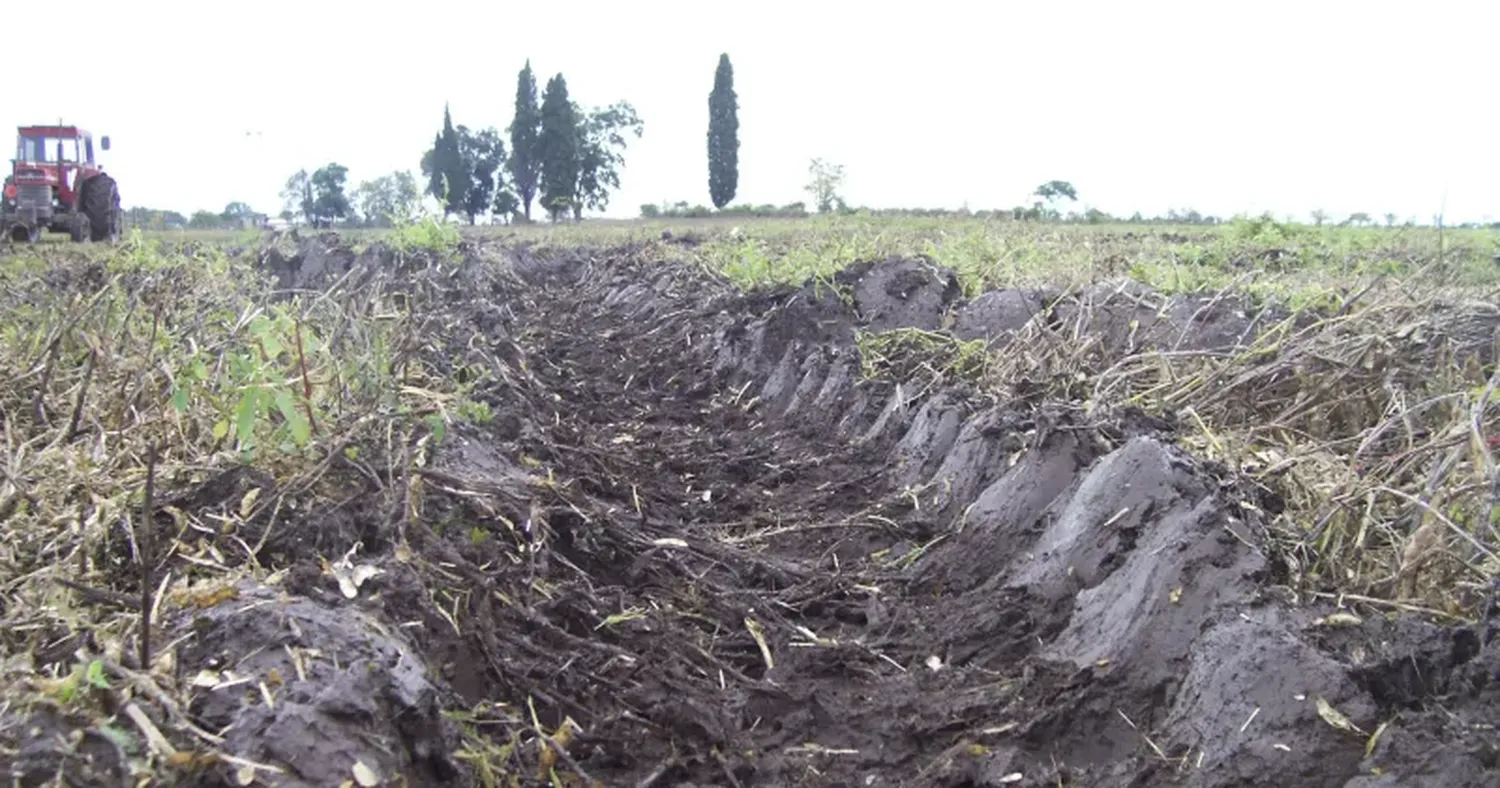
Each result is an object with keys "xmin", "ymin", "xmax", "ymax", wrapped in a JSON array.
[{"xmin": 7, "ymin": 0, "xmax": 1495, "ymax": 224}]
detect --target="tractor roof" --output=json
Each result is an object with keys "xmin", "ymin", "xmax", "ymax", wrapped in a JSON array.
[{"xmin": 18, "ymin": 125, "xmax": 91, "ymax": 138}]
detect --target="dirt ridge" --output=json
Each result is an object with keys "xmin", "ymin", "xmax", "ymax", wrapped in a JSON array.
[{"xmin": 390, "ymin": 240, "xmax": 1493, "ymax": 787}]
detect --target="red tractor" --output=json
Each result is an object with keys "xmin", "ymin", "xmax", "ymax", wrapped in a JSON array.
[{"xmin": 1, "ymin": 124, "xmax": 121, "ymax": 243}]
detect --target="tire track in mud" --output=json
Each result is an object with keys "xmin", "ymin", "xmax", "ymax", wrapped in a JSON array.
[
  {"xmin": 81, "ymin": 239, "xmax": 1495, "ymax": 788},
  {"xmin": 409, "ymin": 247, "xmax": 1495, "ymax": 787}
]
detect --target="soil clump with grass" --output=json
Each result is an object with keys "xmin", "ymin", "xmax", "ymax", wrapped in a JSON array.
[{"xmin": 1, "ymin": 234, "xmax": 1496, "ymax": 787}]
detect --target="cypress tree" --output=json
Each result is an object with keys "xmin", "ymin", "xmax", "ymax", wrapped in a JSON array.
[
  {"xmin": 508, "ymin": 61, "xmax": 542, "ymax": 221},
  {"xmin": 437, "ymin": 105, "xmax": 469, "ymax": 215},
  {"xmin": 424, "ymin": 131, "xmax": 444, "ymax": 204},
  {"xmin": 538, "ymin": 74, "xmax": 579, "ymax": 221},
  {"xmin": 707, "ymin": 53, "xmax": 740, "ymax": 210}
]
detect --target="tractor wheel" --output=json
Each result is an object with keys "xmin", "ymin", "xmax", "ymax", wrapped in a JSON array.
[
  {"xmin": 69, "ymin": 214, "xmax": 91, "ymax": 243},
  {"xmin": 8, "ymin": 223, "xmax": 40, "ymax": 243},
  {"xmin": 81, "ymin": 173, "xmax": 121, "ymax": 243}
]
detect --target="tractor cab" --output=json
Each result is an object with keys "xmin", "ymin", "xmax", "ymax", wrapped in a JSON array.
[
  {"xmin": 2, "ymin": 124, "xmax": 119, "ymax": 243},
  {"xmin": 14, "ymin": 126, "xmax": 110, "ymax": 166}
]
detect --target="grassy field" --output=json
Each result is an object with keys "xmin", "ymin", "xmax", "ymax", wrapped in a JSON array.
[{"xmin": 136, "ymin": 213, "xmax": 1500, "ymax": 294}]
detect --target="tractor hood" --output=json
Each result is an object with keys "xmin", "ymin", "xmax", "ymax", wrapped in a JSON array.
[{"xmin": 11, "ymin": 164, "xmax": 62, "ymax": 185}]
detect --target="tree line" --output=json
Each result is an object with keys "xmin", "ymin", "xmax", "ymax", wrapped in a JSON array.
[
  {"xmin": 421, "ymin": 63, "xmax": 643, "ymax": 223},
  {"xmin": 246, "ymin": 60, "xmax": 644, "ymax": 228},
  {"xmin": 128, "ymin": 52, "xmax": 1494, "ymax": 230}
]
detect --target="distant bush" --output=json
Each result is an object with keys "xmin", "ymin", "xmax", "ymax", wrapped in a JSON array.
[
  {"xmin": 633, "ymin": 202, "xmax": 1251, "ymax": 225},
  {"xmin": 641, "ymin": 201, "xmax": 809, "ymax": 219},
  {"xmin": 717, "ymin": 202, "xmax": 808, "ymax": 218},
  {"xmin": 1225, "ymin": 212, "xmax": 1302, "ymax": 244}
]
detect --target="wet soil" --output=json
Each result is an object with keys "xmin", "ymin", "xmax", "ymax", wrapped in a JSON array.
[
  {"xmin": 952, "ymin": 278, "xmax": 1280, "ymax": 356},
  {"xmin": 7, "ymin": 237, "xmax": 1497, "ymax": 787}
]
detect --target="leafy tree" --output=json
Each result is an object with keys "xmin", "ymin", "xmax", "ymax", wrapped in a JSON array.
[
  {"xmin": 707, "ymin": 53, "xmax": 739, "ymax": 210},
  {"xmin": 457, "ymin": 126, "xmax": 506, "ymax": 223},
  {"xmin": 421, "ymin": 132, "xmax": 444, "ymax": 204},
  {"xmin": 221, "ymin": 201, "xmax": 255, "ymax": 223},
  {"xmin": 1023, "ymin": 181, "xmax": 1077, "ymax": 221},
  {"xmin": 571, "ymin": 101, "xmax": 643, "ymax": 220},
  {"xmin": 804, "ymin": 158, "xmax": 846, "ymax": 213},
  {"xmin": 389, "ymin": 170, "xmax": 421, "ymax": 223},
  {"xmin": 1033, "ymin": 181, "xmax": 1078, "ymax": 216},
  {"xmin": 1346, "ymin": 212, "xmax": 1371, "ymax": 227},
  {"xmin": 538, "ymin": 73, "xmax": 579, "ymax": 222},
  {"xmin": 493, "ymin": 187, "xmax": 521, "ymax": 224},
  {"xmin": 280, "ymin": 169, "xmax": 314, "ymax": 224},
  {"xmin": 421, "ymin": 105, "xmax": 468, "ymax": 218},
  {"xmin": 1034, "ymin": 180, "xmax": 1078, "ymax": 202},
  {"xmin": 309, "ymin": 163, "xmax": 351, "ymax": 227},
  {"xmin": 353, "ymin": 171, "xmax": 421, "ymax": 227},
  {"xmin": 351, "ymin": 180, "xmax": 383, "ymax": 227},
  {"xmin": 1383, "ymin": 213, "xmax": 1397, "ymax": 227},
  {"xmin": 508, "ymin": 60, "xmax": 542, "ymax": 221},
  {"xmin": 188, "ymin": 210, "xmax": 223, "ymax": 229},
  {"xmin": 1310, "ymin": 208, "xmax": 1328, "ymax": 226}
]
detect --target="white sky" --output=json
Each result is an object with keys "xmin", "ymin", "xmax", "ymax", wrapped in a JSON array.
[{"xmin": 7, "ymin": 0, "xmax": 1496, "ymax": 224}]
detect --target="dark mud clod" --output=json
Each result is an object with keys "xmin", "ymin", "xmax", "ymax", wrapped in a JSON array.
[{"xmin": 173, "ymin": 584, "xmax": 464, "ymax": 788}]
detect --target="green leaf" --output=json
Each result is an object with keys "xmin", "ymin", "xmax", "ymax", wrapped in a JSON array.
[
  {"xmin": 212, "ymin": 420, "xmax": 229, "ymax": 440},
  {"xmin": 86, "ymin": 659, "xmax": 109, "ymax": 689},
  {"xmin": 170, "ymin": 387, "xmax": 190, "ymax": 412},
  {"xmin": 274, "ymin": 388, "xmax": 311, "ymax": 446},
  {"xmin": 426, "ymin": 412, "xmax": 446, "ymax": 445},
  {"xmin": 301, "ymin": 329, "xmax": 323, "ymax": 355},
  {"xmin": 247, "ymin": 315, "xmax": 283, "ymax": 359},
  {"xmin": 57, "ymin": 673, "xmax": 78, "ymax": 704},
  {"xmin": 261, "ymin": 332, "xmax": 283, "ymax": 361},
  {"xmin": 234, "ymin": 387, "xmax": 262, "ymax": 447}
]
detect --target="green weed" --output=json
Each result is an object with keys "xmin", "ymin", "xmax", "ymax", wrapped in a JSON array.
[{"xmin": 388, "ymin": 215, "xmax": 463, "ymax": 255}]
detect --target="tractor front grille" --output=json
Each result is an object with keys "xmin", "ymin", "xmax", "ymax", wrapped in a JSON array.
[{"xmin": 15, "ymin": 184, "xmax": 53, "ymax": 211}]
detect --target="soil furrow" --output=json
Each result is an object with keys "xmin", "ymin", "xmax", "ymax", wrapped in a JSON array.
[{"xmin": 4, "ymin": 237, "xmax": 1495, "ymax": 788}]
